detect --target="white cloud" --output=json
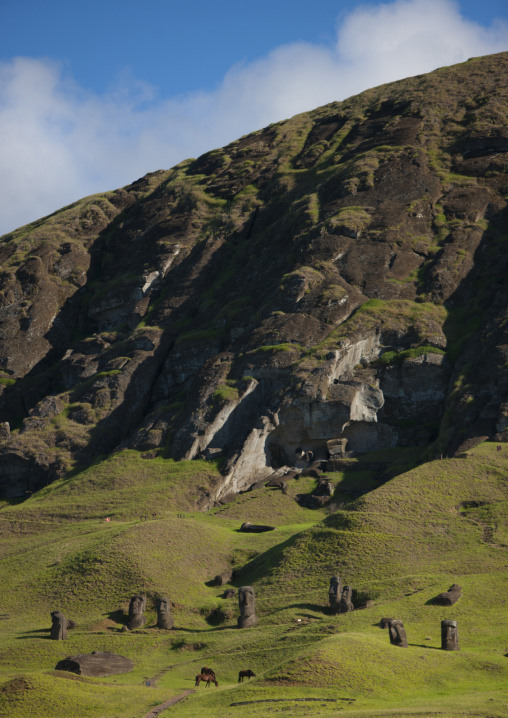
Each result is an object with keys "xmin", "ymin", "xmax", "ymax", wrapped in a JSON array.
[{"xmin": 0, "ymin": 0, "xmax": 507, "ymax": 235}]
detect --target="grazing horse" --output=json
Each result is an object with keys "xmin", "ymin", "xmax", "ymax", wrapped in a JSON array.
[
  {"xmin": 200, "ymin": 666, "xmax": 216, "ymax": 679},
  {"xmin": 195, "ymin": 673, "xmax": 218, "ymax": 687},
  {"xmin": 238, "ymin": 669, "xmax": 256, "ymax": 683}
]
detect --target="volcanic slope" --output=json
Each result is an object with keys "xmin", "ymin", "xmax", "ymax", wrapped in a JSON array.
[
  {"xmin": 0, "ymin": 443, "xmax": 506, "ymax": 717},
  {"xmin": 0, "ymin": 52, "xmax": 508, "ymax": 501},
  {"xmin": 0, "ymin": 52, "xmax": 508, "ymax": 717}
]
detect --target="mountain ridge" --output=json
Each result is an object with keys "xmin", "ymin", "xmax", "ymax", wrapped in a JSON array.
[{"xmin": 0, "ymin": 51, "xmax": 507, "ymax": 499}]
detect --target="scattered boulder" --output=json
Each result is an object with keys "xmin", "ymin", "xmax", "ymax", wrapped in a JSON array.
[
  {"xmin": 265, "ymin": 477, "xmax": 288, "ymax": 493},
  {"xmin": 223, "ymin": 589, "xmax": 236, "ymax": 599},
  {"xmin": 55, "ymin": 651, "xmax": 134, "ymax": 677},
  {"xmin": 327, "ymin": 438, "xmax": 348, "ymax": 457}
]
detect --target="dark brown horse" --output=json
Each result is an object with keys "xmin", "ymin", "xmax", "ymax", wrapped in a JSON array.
[
  {"xmin": 200, "ymin": 666, "xmax": 216, "ymax": 679},
  {"xmin": 195, "ymin": 673, "xmax": 218, "ymax": 687},
  {"xmin": 238, "ymin": 669, "xmax": 256, "ymax": 682}
]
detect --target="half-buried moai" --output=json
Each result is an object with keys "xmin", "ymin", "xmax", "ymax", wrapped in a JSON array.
[
  {"xmin": 128, "ymin": 595, "xmax": 146, "ymax": 629},
  {"xmin": 238, "ymin": 586, "xmax": 258, "ymax": 628},
  {"xmin": 50, "ymin": 611, "xmax": 68, "ymax": 640},
  {"xmin": 328, "ymin": 576, "xmax": 343, "ymax": 614},
  {"xmin": 156, "ymin": 596, "xmax": 174, "ymax": 629},
  {"xmin": 339, "ymin": 585, "xmax": 354, "ymax": 613},
  {"xmin": 441, "ymin": 619, "xmax": 459, "ymax": 651},
  {"xmin": 387, "ymin": 619, "xmax": 408, "ymax": 647}
]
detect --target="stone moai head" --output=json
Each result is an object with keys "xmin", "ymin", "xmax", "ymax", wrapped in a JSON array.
[
  {"xmin": 328, "ymin": 576, "xmax": 342, "ymax": 612},
  {"xmin": 50, "ymin": 611, "xmax": 68, "ymax": 640},
  {"xmin": 388, "ymin": 619, "xmax": 408, "ymax": 648},
  {"xmin": 156, "ymin": 596, "xmax": 174, "ymax": 630},
  {"xmin": 238, "ymin": 586, "xmax": 258, "ymax": 628},
  {"xmin": 441, "ymin": 619, "xmax": 459, "ymax": 651},
  {"xmin": 339, "ymin": 585, "xmax": 354, "ymax": 613},
  {"xmin": 128, "ymin": 595, "xmax": 147, "ymax": 629}
]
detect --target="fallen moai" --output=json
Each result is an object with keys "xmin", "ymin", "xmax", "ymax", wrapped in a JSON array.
[
  {"xmin": 213, "ymin": 570, "xmax": 235, "ymax": 586},
  {"xmin": 55, "ymin": 651, "xmax": 134, "ymax": 677},
  {"xmin": 240, "ymin": 522, "xmax": 275, "ymax": 533},
  {"xmin": 434, "ymin": 584, "xmax": 462, "ymax": 605}
]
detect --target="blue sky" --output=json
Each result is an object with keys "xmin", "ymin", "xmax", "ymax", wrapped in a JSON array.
[{"xmin": 1, "ymin": 0, "xmax": 507, "ymax": 234}]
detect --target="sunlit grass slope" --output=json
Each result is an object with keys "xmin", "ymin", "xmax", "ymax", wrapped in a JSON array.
[{"xmin": 0, "ymin": 444, "xmax": 507, "ymax": 717}]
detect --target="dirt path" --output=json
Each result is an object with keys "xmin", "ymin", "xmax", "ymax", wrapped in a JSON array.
[{"xmin": 143, "ymin": 689, "xmax": 195, "ymax": 717}]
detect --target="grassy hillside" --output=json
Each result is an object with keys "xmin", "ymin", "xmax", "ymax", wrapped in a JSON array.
[{"xmin": 1, "ymin": 442, "xmax": 507, "ymax": 717}]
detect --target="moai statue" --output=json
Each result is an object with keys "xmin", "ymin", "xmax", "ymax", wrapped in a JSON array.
[
  {"xmin": 238, "ymin": 586, "xmax": 258, "ymax": 628},
  {"xmin": 434, "ymin": 584, "xmax": 462, "ymax": 606},
  {"xmin": 339, "ymin": 585, "xmax": 354, "ymax": 613},
  {"xmin": 328, "ymin": 576, "xmax": 343, "ymax": 614},
  {"xmin": 156, "ymin": 597, "xmax": 174, "ymax": 630},
  {"xmin": 387, "ymin": 619, "xmax": 408, "ymax": 647},
  {"xmin": 128, "ymin": 595, "xmax": 146, "ymax": 629},
  {"xmin": 50, "ymin": 611, "xmax": 68, "ymax": 640},
  {"xmin": 441, "ymin": 619, "xmax": 459, "ymax": 651}
]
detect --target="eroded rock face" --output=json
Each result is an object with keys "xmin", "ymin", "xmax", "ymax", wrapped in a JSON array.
[{"xmin": 1, "ymin": 54, "xmax": 508, "ymax": 497}]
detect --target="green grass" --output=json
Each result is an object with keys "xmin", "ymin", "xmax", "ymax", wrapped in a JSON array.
[
  {"xmin": 374, "ymin": 345, "xmax": 445, "ymax": 366},
  {"xmin": 0, "ymin": 443, "xmax": 507, "ymax": 717}
]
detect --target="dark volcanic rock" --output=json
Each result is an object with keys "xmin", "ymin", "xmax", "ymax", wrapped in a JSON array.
[
  {"xmin": 1, "ymin": 54, "xmax": 508, "ymax": 498},
  {"xmin": 55, "ymin": 651, "xmax": 134, "ymax": 677}
]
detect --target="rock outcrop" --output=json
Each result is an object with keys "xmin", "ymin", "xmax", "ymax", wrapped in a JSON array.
[{"xmin": 1, "ymin": 53, "xmax": 508, "ymax": 499}]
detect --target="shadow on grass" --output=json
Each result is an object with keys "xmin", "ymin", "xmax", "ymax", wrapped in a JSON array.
[
  {"xmin": 408, "ymin": 643, "xmax": 442, "ymax": 650},
  {"xmin": 288, "ymin": 602, "xmax": 328, "ymax": 614},
  {"xmin": 16, "ymin": 632, "xmax": 52, "ymax": 640},
  {"xmin": 173, "ymin": 625, "xmax": 238, "ymax": 634},
  {"xmin": 232, "ymin": 531, "xmax": 306, "ymax": 585},
  {"xmin": 107, "ymin": 608, "xmax": 127, "ymax": 625}
]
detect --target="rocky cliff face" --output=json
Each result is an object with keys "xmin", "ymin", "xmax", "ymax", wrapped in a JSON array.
[{"xmin": 1, "ymin": 52, "xmax": 507, "ymax": 498}]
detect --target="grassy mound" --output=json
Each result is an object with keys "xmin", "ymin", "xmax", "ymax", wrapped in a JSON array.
[{"xmin": 0, "ymin": 443, "xmax": 507, "ymax": 717}]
